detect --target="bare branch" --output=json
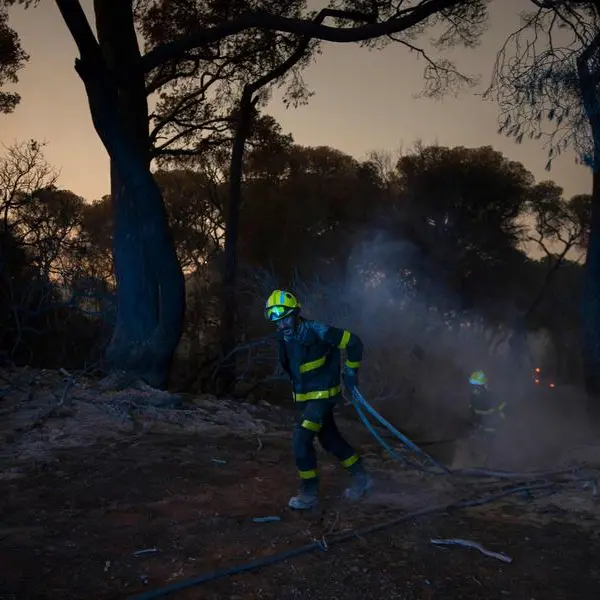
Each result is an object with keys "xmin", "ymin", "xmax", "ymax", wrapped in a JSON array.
[{"xmin": 387, "ymin": 33, "xmax": 479, "ymax": 97}]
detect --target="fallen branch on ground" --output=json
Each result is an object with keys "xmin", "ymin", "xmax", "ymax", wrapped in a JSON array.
[{"xmin": 431, "ymin": 538, "xmax": 512, "ymax": 563}]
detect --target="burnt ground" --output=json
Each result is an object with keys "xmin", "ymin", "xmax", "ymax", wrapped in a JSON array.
[{"xmin": 1, "ymin": 367, "xmax": 600, "ymax": 600}]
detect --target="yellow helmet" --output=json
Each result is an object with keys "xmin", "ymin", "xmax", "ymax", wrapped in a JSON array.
[
  {"xmin": 265, "ymin": 289, "xmax": 301, "ymax": 322},
  {"xmin": 469, "ymin": 370, "xmax": 487, "ymax": 386}
]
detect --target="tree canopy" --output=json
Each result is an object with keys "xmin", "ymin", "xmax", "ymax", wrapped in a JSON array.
[
  {"xmin": 3, "ymin": 0, "xmax": 594, "ymax": 395},
  {"xmin": 0, "ymin": 0, "xmax": 39, "ymax": 113},
  {"xmin": 488, "ymin": 1, "xmax": 600, "ymax": 168},
  {"xmin": 0, "ymin": 128, "xmax": 587, "ymax": 393},
  {"xmin": 486, "ymin": 0, "xmax": 600, "ymax": 398}
]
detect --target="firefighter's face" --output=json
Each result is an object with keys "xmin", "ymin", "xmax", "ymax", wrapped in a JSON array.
[{"xmin": 276, "ymin": 314, "xmax": 296, "ymax": 334}]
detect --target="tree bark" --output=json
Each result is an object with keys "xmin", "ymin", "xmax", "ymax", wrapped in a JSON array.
[
  {"xmin": 218, "ymin": 88, "xmax": 255, "ymax": 394},
  {"xmin": 578, "ymin": 33, "xmax": 600, "ymax": 408},
  {"xmin": 106, "ymin": 163, "xmax": 185, "ymax": 388},
  {"xmin": 581, "ymin": 170, "xmax": 600, "ymax": 399},
  {"xmin": 214, "ymin": 11, "xmax": 323, "ymax": 394},
  {"xmin": 56, "ymin": 0, "xmax": 185, "ymax": 388}
]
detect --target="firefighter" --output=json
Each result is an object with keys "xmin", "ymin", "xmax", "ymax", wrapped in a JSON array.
[
  {"xmin": 468, "ymin": 370, "xmax": 506, "ymax": 463},
  {"xmin": 265, "ymin": 289, "xmax": 373, "ymax": 510}
]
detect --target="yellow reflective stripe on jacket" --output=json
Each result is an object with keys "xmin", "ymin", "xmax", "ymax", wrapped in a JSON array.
[
  {"xmin": 299, "ymin": 469, "xmax": 318, "ymax": 479},
  {"xmin": 293, "ymin": 385, "xmax": 342, "ymax": 402},
  {"xmin": 301, "ymin": 419, "xmax": 322, "ymax": 432},
  {"xmin": 299, "ymin": 355, "xmax": 327, "ymax": 373},
  {"xmin": 345, "ymin": 359, "xmax": 361, "ymax": 369},
  {"xmin": 338, "ymin": 330, "xmax": 351, "ymax": 349},
  {"xmin": 341, "ymin": 453, "xmax": 359, "ymax": 468}
]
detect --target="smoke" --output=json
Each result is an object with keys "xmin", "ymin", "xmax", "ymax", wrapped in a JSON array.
[
  {"xmin": 242, "ymin": 225, "xmax": 593, "ymax": 472},
  {"xmin": 289, "ymin": 229, "xmax": 593, "ymax": 471}
]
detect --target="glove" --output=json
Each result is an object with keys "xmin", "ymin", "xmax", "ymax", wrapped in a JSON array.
[{"xmin": 343, "ymin": 366, "xmax": 359, "ymax": 390}]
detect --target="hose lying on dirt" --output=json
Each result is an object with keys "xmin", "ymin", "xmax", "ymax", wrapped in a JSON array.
[{"xmin": 127, "ymin": 479, "xmax": 584, "ymax": 600}]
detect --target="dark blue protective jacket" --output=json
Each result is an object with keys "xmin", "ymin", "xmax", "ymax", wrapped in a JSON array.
[{"xmin": 277, "ymin": 318, "xmax": 363, "ymax": 402}]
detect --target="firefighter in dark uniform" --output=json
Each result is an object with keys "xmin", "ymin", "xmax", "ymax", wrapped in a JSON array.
[
  {"xmin": 468, "ymin": 370, "xmax": 506, "ymax": 464},
  {"xmin": 265, "ymin": 289, "xmax": 373, "ymax": 510}
]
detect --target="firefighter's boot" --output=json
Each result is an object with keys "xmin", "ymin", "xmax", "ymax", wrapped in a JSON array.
[
  {"xmin": 288, "ymin": 479, "xmax": 319, "ymax": 510},
  {"xmin": 344, "ymin": 466, "xmax": 373, "ymax": 501}
]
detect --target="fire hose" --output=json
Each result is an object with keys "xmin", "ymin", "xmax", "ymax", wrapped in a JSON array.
[
  {"xmin": 350, "ymin": 386, "xmax": 451, "ymax": 474},
  {"xmin": 349, "ymin": 386, "xmax": 582, "ymax": 481}
]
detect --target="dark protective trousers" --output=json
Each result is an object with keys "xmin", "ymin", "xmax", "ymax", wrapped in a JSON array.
[
  {"xmin": 292, "ymin": 397, "xmax": 361, "ymax": 483},
  {"xmin": 469, "ymin": 390, "xmax": 504, "ymax": 465}
]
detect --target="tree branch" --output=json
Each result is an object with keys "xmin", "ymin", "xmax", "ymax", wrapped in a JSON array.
[
  {"xmin": 529, "ymin": 0, "xmax": 578, "ymax": 8},
  {"xmin": 140, "ymin": 0, "xmax": 464, "ymax": 73},
  {"xmin": 54, "ymin": 0, "xmax": 103, "ymax": 68},
  {"xmin": 152, "ymin": 130, "xmax": 229, "ymax": 158},
  {"xmin": 245, "ymin": 8, "xmax": 353, "ymax": 96},
  {"xmin": 145, "ymin": 49, "xmax": 222, "ymax": 95}
]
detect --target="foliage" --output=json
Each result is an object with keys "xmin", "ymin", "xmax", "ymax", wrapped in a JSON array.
[
  {"xmin": 387, "ymin": 144, "xmax": 534, "ymax": 315},
  {"xmin": 166, "ymin": 138, "xmax": 585, "ymax": 394},
  {"xmin": 135, "ymin": 0, "xmax": 492, "ymax": 165},
  {"xmin": 485, "ymin": 0, "xmax": 600, "ymax": 397},
  {"xmin": 78, "ymin": 169, "xmax": 225, "ymax": 276},
  {"xmin": 0, "ymin": 1, "xmax": 40, "ymax": 112},
  {"xmin": 138, "ymin": 0, "xmax": 491, "ymax": 100},
  {"xmin": 528, "ymin": 181, "xmax": 591, "ymax": 255},
  {"xmin": 0, "ymin": 141, "xmax": 109, "ymax": 368},
  {"xmin": 135, "ymin": 0, "xmax": 315, "ymax": 162},
  {"xmin": 238, "ymin": 144, "xmax": 386, "ymax": 278},
  {"xmin": 50, "ymin": 0, "xmax": 500, "ymax": 387},
  {"xmin": 0, "ymin": 128, "xmax": 588, "ymax": 394},
  {"xmin": 487, "ymin": 1, "xmax": 600, "ymax": 168}
]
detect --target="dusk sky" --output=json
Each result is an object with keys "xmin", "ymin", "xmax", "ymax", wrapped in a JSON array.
[{"xmin": 0, "ymin": 0, "xmax": 592, "ymax": 204}]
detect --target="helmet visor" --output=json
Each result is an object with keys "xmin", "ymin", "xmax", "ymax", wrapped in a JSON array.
[{"xmin": 265, "ymin": 305, "xmax": 291, "ymax": 322}]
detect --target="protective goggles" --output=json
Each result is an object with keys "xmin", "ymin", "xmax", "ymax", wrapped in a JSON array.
[{"xmin": 265, "ymin": 305, "xmax": 292, "ymax": 322}]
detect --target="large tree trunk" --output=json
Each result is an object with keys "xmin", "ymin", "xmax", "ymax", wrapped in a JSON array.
[
  {"xmin": 581, "ymin": 170, "xmax": 600, "ymax": 400},
  {"xmin": 56, "ymin": 0, "xmax": 185, "ymax": 388},
  {"xmin": 218, "ymin": 88, "xmax": 255, "ymax": 394},
  {"xmin": 97, "ymin": 0, "xmax": 185, "ymax": 388},
  {"xmin": 106, "ymin": 163, "xmax": 185, "ymax": 388},
  {"xmin": 578, "ymin": 34, "xmax": 600, "ymax": 409},
  {"xmin": 214, "ymin": 31, "xmax": 316, "ymax": 394}
]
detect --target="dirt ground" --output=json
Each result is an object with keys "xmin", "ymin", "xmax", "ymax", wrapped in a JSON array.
[{"xmin": 1, "ymin": 367, "xmax": 600, "ymax": 600}]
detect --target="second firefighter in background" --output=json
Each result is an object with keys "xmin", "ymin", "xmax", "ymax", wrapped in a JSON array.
[
  {"xmin": 468, "ymin": 370, "xmax": 506, "ymax": 463},
  {"xmin": 265, "ymin": 289, "xmax": 373, "ymax": 510}
]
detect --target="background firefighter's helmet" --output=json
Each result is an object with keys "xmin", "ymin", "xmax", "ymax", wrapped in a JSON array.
[
  {"xmin": 469, "ymin": 370, "xmax": 488, "ymax": 386},
  {"xmin": 265, "ymin": 290, "xmax": 301, "ymax": 322}
]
